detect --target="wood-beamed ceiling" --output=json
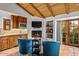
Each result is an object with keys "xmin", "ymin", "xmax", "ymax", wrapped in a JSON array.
[
  {"xmin": 30, "ymin": 3, "xmax": 45, "ymax": 18},
  {"xmin": 17, "ymin": 3, "xmax": 79, "ymax": 18},
  {"xmin": 46, "ymin": 3, "xmax": 54, "ymax": 16},
  {"xmin": 64, "ymin": 3, "xmax": 70, "ymax": 14}
]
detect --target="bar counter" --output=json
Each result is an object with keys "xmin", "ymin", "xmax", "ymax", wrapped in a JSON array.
[{"xmin": 0, "ymin": 32, "xmax": 27, "ymax": 51}]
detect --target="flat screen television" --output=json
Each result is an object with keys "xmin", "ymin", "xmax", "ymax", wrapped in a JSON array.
[{"xmin": 32, "ymin": 21, "xmax": 42, "ymax": 28}]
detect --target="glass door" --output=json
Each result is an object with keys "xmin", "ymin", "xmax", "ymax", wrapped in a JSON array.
[
  {"xmin": 70, "ymin": 20, "xmax": 78, "ymax": 46},
  {"xmin": 61, "ymin": 21, "xmax": 66, "ymax": 44},
  {"xmin": 61, "ymin": 19, "xmax": 79, "ymax": 47}
]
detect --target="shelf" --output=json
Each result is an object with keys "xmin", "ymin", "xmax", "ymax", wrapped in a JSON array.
[
  {"xmin": 32, "ymin": 39, "xmax": 41, "ymax": 55},
  {"xmin": 32, "ymin": 39, "xmax": 40, "ymax": 42},
  {"xmin": 46, "ymin": 26, "xmax": 53, "ymax": 28},
  {"xmin": 46, "ymin": 21, "xmax": 53, "ymax": 39},
  {"xmin": 47, "ymin": 32, "xmax": 53, "ymax": 34},
  {"xmin": 33, "ymin": 44, "xmax": 40, "ymax": 48}
]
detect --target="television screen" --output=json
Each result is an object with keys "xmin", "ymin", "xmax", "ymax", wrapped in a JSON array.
[{"xmin": 32, "ymin": 21, "xmax": 42, "ymax": 28}]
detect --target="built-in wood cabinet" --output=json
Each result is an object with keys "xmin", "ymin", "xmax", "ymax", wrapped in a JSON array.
[
  {"xmin": 0, "ymin": 34, "xmax": 27, "ymax": 51},
  {"xmin": 12, "ymin": 15, "xmax": 27, "ymax": 29}
]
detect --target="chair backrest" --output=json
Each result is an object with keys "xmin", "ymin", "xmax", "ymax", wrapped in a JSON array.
[{"xmin": 18, "ymin": 38, "xmax": 32, "ymax": 55}]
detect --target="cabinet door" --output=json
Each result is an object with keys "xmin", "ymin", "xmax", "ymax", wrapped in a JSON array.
[
  {"xmin": 12, "ymin": 36, "xmax": 17, "ymax": 47},
  {"xmin": 0, "ymin": 38, "xmax": 3, "ymax": 51},
  {"xmin": 9, "ymin": 36, "xmax": 14, "ymax": 48},
  {"xmin": 9, "ymin": 35, "xmax": 19, "ymax": 48},
  {"xmin": 15, "ymin": 35, "xmax": 19, "ymax": 46},
  {"xmin": 7, "ymin": 38, "xmax": 9, "ymax": 48},
  {"xmin": 2, "ymin": 37, "xmax": 8, "ymax": 50},
  {"xmin": 12, "ymin": 15, "xmax": 19, "ymax": 28}
]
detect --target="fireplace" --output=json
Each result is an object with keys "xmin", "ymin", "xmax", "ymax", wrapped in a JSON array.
[{"xmin": 32, "ymin": 31, "xmax": 42, "ymax": 37}]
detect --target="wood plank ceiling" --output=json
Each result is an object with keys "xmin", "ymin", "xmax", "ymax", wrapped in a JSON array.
[{"xmin": 17, "ymin": 3, "xmax": 79, "ymax": 18}]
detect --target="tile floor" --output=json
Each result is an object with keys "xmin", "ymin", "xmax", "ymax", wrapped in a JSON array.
[
  {"xmin": 60, "ymin": 45, "xmax": 79, "ymax": 56},
  {"xmin": 0, "ymin": 45, "xmax": 79, "ymax": 56}
]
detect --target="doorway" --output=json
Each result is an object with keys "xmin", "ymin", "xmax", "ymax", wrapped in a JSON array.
[{"xmin": 61, "ymin": 19, "xmax": 79, "ymax": 47}]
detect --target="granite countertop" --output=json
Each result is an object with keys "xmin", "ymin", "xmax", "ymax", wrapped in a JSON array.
[
  {"xmin": 0, "ymin": 33, "xmax": 27, "ymax": 37},
  {"xmin": 0, "ymin": 29, "xmax": 27, "ymax": 37}
]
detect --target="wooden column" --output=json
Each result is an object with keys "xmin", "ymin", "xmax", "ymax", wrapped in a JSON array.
[{"xmin": 66, "ymin": 20, "xmax": 70, "ymax": 45}]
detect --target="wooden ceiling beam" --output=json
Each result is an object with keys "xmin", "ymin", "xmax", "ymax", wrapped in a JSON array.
[
  {"xmin": 16, "ymin": 3, "xmax": 34, "ymax": 16},
  {"xmin": 64, "ymin": 3, "xmax": 70, "ymax": 14},
  {"xmin": 49, "ymin": 3, "xmax": 58, "ymax": 6},
  {"xmin": 46, "ymin": 3, "xmax": 55, "ymax": 16},
  {"xmin": 30, "ymin": 3, "xmax": 45, "ymax": 18}
]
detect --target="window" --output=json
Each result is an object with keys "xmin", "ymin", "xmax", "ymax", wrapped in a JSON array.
[{"xmin": 3, "ymin": 19, "xmax": 11, "ymax": 30}]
